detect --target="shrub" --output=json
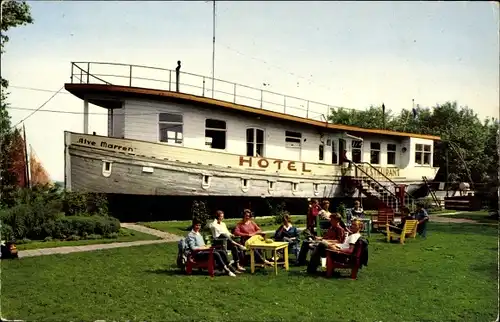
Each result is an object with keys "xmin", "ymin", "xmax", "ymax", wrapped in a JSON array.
[
  {"xmin": 191, "ymin": 200, "xmax": 210, "ymax": 228},
  {"xmin": 267, "ymin": 200, "xmax": 288, "ymax": 225},
  {"xmin": 63, "ymin": 192, "xmax": 108, "ymax": 216},
  {"xmin": 87, "ymin": 234, "xmax": 102, "ymax": 240},
  {"xmin": 105, "ymin": 232, "xmax": 118, "ymax": 239},
  {"xmin": 43, "ymin": 236, "xmax": 53, "ymax": 242}
]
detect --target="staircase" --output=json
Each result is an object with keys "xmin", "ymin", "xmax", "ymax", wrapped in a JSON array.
[{"xmin": 346, "ymin": 162, "xmax": 415, "ymax": 214}]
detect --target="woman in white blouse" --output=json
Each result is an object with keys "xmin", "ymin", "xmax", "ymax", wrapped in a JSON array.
[{"xmin": 210, "ymin": 210, "xmax": 246, "ymax": 271}]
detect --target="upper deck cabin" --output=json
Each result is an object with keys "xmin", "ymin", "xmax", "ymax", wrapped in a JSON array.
[{"xmin": 65, "ymin": 62, "xmax": 440, "ymax": 181}]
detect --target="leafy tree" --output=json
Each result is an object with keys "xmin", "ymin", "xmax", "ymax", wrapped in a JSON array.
[
  {"xmin": 329, "ymin": 102, "xmax": 498, "ymax": 184},
  {"xmin": 0, "ymin": 1, "xmax": 34, "ymax": 200}
]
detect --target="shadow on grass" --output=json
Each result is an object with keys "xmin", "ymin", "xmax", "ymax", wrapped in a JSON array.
[{"xmin": 469, "ymin": 262, "xmax": 498, "ymax": 280}]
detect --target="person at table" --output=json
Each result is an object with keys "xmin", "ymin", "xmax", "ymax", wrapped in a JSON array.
[
  {"xmin": 274, "ymin": 213, "xmax": 300, "ymax": 259},
  {"xmin": 318, "ymin": 200, "xmax": 332, "ymax": 229},
  {"xmin": 307, "ymin": 199, "xmax": 321, "ymax": 234},
  {"xmin": 233, "ymin": 209, "xmax": 264, "ymax": 244},
  {"xmin": 306, "ymin": 213, "xmax": 347, "ymax": 273},
  {"xmin": 210, "ymin": 210, "xmax": 247, "ymax": 271},
  {"xmin": 186, "ymin": 218, "xmax": 237, "ymax": 277},
  {"xmin": 234, "ymin": 209, "xmax": 271, "ymax": 265},
  {"xmin": 415, "ymin": 203, "xmax": 430, "ymax": 238},
  {"xmin": 297, "ymin": 213, "xmax": 346, "ymax": 266}
]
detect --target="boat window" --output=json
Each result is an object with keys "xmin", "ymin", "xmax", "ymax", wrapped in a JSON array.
[
  {"xmin": 332, "ymin": 141, "xmax": 338, "ymax": 164},
  {"xmin": 205, "ymin": 119, "xmax": 226, "ymax": 150},
  {"xmin": 415, "ymin": 144, "xmax": 432, "ymax": 165},
  {"xmin": 318, "ymin": 144, "xmax": 324, "ymax": 161},
  {"xmin": 387, "ymin": 144, "xmax": 397, "ymax": 165},
  {"xmin": 291, "ymin": 182, "xmax": 299, "ymax": 192},
  {"xmin": 370, "ymin": 142, "xmax": 381, "ymax": 164},
  {"xmin": 285, "ymin": 131, "xmax": 302, "ymax": 148},
  {"xmin": 351, "ymin": 140, "xmax": 363, "ymax": 163},
  {"xmin": 246, "ymin": 128, "xmax": 265, "ymax": 157},
  {"xmin": 159, "ymin": 113, "xmax": 183, "ymax": 144}
]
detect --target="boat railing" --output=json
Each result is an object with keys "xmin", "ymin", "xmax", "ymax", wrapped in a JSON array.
[{"xmin": 69, "ymin": 61, "xmax": 348, "ymax": 121}]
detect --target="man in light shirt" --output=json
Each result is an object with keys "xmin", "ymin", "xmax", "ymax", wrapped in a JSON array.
[{"xmin": 210, "ymin": 210, "xmax": 246, "ymax": 272}]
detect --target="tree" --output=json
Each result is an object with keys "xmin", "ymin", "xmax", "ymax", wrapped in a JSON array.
[
  {"xmin": 328, "ymin": 102, "xmax": 498, "ymax": 184},
  {"xmin": 0, "ymin": 1, "xmax": 34, "ymax": 201}
]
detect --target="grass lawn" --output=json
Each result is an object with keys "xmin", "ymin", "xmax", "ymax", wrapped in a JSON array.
[
  {"xmin": 16, "ymin": 228, "xmax": 160, "ymax": 251},
  {"xmin": 139, "ymin": 209, "xmax": 456, "ymax": 236},
  {"xmin": 1, "ymin": 222, "xmax": 497, "ymax": 321},
  {"xmin": 437, "ymin": 211, "xmax": 498, "ymax": 224},
  {"xmin": 139, "ymin": 215, "xmax": 308, "ymax": 236}
]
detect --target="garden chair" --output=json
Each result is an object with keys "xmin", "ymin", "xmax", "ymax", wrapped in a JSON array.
[
  {"xmin": 385, "ymin": 219, "xmax": 418, "ymax": 244},
  {"xmin": 176, "ymin": 239, "xmax": 215, "ymax": 277},
  {"xmin": 371, "ymin": 208, "xmax": 395, "ymax": 231},
  {"xmin": 325, "ymin": 238, "xmax": 368, "ymax": 280}
]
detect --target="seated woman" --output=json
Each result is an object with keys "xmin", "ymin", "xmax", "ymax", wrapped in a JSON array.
[
  {"xmin": 318, "ymin": 200, "xmax": 332, "ymax": 230},
  {"xmin": 186, "ymin": 218, "xmax": 237, "ymax": 277},
  {"xmin": 274, "ymin": 213, "xmax": 300, "ymax": 259},
  {"xmin": 351, "ymin": 200, "xmax": 365, "ymax": 218},
  {"xmin": 210, "ymin": 210, "xmax": 246, "ymax": 272},
  {"xmin": 234, "ymin": 209, "xmax": 271, "ymax": 265},
  {"xmin": 306, "ymin": 213, "xmax": 346, "ymax": 273}
]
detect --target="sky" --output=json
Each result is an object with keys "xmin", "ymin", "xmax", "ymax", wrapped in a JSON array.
[{"xmin": 2, "ymin": 1, "xmax": 499, "ymax": 182}]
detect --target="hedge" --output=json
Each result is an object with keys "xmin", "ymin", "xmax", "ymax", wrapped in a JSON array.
[{"xmin": 0, "ymin": 202, "xmax": 120, "ymax": 241}]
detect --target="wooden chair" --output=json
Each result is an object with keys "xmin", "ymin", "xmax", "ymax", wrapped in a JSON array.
[
  {"xmin": 371, "ymin": 208, "xmax": 395, "ymax": 231},
  {"xmin": 385, "ymin": 220, "xmax": 418, "ymax": 244},
  {"xmin": 325, "ymin": 239, "xmax": 368, "ymax": 280},
  {"xmin": 177, "ymin": 240, "xmax": 215, "ymax": 277}
]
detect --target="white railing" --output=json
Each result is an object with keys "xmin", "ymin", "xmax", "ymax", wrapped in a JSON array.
[{"xmin": 69, "ymin": 61, "xmax": 348, "ymax": 122}]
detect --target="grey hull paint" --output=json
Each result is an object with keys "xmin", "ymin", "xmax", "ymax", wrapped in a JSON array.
[{"xmin": 68, "ymin": 146, "xmax": 425, "ymax": 198}]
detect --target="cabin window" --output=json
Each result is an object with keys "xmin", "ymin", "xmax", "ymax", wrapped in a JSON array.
[
  {"xmin": 351, "ymin": 140, "xmax": 363, "ymax": 163},
  {"xmin": 205, "ymin": 119, "xmax": 226, "ymax": 150},
  {"xmin": 415, "ymin": 144, "xmax": 432, "ymax": 165},
  {"xmin": 268, "ymin": 181, "xmax": 275, "ymax": 191},
  {"xmin": 291, "ymin": 182, "xmax": 299, "ymax": 192},
  {"xmin": 387, "ymin": 144, "xmax": 397, "ymax": 165},
  {"xmin": 318, "ymin": 144, "xmax": 324, "ymax": 161},
  {"xmin": 246, "ymin": 128, "xmax": 265, "ymax": 157},
  {"xmin": 102, "ymin": 161, "xmax": 112, "ymax": 177},
  {"xmin": 370, "ymin": 142, "xmax": 381, "ymax": 164},
  {"xmin": 159, "ymin": 113, "xmax": 183, "ymax": 144},
  {"xmin": 313, "ymin": 183, "xmax": 319, "ymax": 194},
  {"xmin": 241, "ymin": 178, "xmax": 250, "ymax": 192},
  {"xmin": 285, "ymin": 131, "xmax": 302, "ymax": 148},
  {"xmin": 202, "ymin": 175, "xmax": 211, "ymax": 189},
  {"xmin": 332, "ymin": 141, "xmax": 338, "ymax": 164}
]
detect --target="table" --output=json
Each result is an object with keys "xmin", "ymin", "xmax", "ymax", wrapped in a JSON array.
[{"xmin": 248, "ymin": 241, "xmax": 289, "ymax": 275}]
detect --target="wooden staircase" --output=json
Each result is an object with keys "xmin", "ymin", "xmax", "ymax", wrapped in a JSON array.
[{"xmin": 346, "ymin": 162, "xmax": 415, "ymax": 214}]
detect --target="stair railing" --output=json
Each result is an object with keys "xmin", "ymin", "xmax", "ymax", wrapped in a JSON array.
[
  {"xmin": 350, "ymin": 162, "xmax": 401, "ymax": 213},
  {"xmin": 358, "ymin": 162, "xmax": 416, "ymax": 209},
  {"xmin": 422, "ymin": 176, "xmax": 441, "ymax": 208}
]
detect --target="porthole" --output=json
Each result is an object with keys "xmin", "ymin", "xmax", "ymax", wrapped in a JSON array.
[
  {"xmin": 241, "ymin": 178, "xmax": 250, "ymax": 192},
  {"xmin": 202, "ymin": 175, "xmax": 211, "ymax": 189},
  {"xmin": 102, "ymin": 161, "xmax": 112, "ymax": 177}
]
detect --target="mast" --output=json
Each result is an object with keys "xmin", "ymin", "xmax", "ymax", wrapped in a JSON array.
[{"xmin": 211, "ymin": 0, "xmax": 216, "ymax": 98}]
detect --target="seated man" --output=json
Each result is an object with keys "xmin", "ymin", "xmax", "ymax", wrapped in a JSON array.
[
  {"xmin": 186, "ymin": 218, "xmax": 237, "ymax": 277},
  {"xmin": 306, "ymin": 213, "xmax": 346, "ymax": 273},
  {"xmin": 210, "ymin": 210, "xmax": 246, "ymax": 272},
  {"xmin": 329, "ymin": 219, "xmax": 363, "ymax": 255},
  {"xmin": 382, "ymin": 206, "xmax": 414, "ymax": 235},
  {"xmin": 415, "ymin": 203, "xmax": 430, "ymax": 238},
  {"xmin": 297, "ymin": 213, "xmax": 345, "ymax": 266}
]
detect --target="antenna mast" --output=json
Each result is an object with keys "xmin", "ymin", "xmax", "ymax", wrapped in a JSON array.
[{"xmin": 211, "ymin": 0, "xmax": 216, "ymax": 98}]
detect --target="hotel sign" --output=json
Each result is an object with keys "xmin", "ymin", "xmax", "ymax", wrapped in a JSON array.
[{"xmin": 239, "ymin": 156, "xmax": 312, "ymax": 173}]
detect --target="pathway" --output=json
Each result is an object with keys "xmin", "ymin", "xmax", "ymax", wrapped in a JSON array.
[{"xmin": 17, "ymin": 223, "xmax": 182, "ymax": 259}]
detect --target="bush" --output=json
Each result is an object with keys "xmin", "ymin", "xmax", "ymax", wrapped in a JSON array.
[
  {"xmin": 267, "ymin": 200, "xmax": 287, "ymax": 225},
  {"xmin": 105, "ymin": 232, "xmax": 119, "ymax": 239},
  {"xmin": 191, "ymin": 200, "xmax": 210, "ymax": 228},
  {"xmin": 87, "ymin": 234, "xmax": 102, "ymax": 240},
  {"xmin": 63, "ymin": 192, "xmax": 108, "ymax": 216}
]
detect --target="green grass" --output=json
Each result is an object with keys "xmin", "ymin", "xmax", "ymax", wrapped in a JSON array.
[
  {"xmin": 437, "ymin": 210, "xmax": 498, "ymax": 224},
  {"xmin": 139, "ymin": 215, "xmax": 308, "ymax": 236},
  {"xmin": 1, "ymin": 222, "xmax": 497, "ymax": 321},
  {"xmin": 16, "ymin": 228, "xmax": 160, "ymax": 250}
]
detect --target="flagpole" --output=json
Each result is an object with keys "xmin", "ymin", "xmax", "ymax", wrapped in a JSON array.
[{"xmin": 211, "ymin": 0, "xmax": 216, "ymax": 98}]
